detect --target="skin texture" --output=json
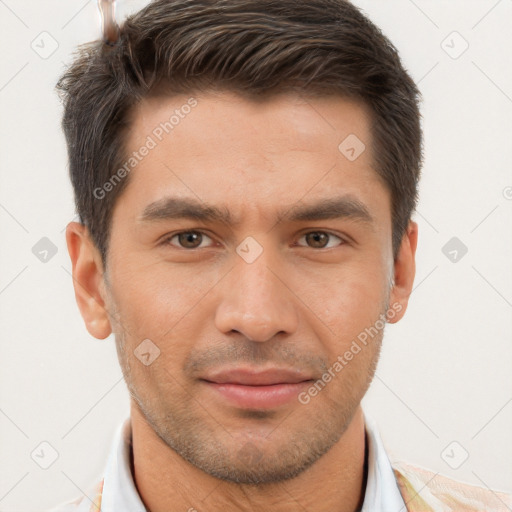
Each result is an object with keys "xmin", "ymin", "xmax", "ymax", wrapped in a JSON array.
[{"xmin": 66, "ymin": 91, "xmax": 418, "ymax": 512}]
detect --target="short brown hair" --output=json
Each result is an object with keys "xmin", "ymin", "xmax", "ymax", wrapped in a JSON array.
[{"xmin": 57, "ymin": 0, "xmax": 422, "ymax": 267}]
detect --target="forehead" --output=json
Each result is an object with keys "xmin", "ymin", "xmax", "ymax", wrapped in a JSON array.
[
  {"xmin": 132, "ymin": 89, "xmax": 374, "ymax": 157},
  {"xmin": 114, "ymin": 90, "xmax": 389, "ymax": 228}
]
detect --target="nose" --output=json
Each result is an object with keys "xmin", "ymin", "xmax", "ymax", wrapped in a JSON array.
[{"xmin": 214, "ymin": 246, "xmax": 299, "ymax": 342}]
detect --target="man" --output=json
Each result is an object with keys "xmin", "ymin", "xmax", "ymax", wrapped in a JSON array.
[{"xmin": 53, "ymin": 0, "xmax": 512, "ymax": 511}]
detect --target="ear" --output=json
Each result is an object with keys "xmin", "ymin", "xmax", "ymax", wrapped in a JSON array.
[
  {"xmin": 65, "ymin": 222, "xmax": 112, "ymax": 339},
  {"xmin": 387, "ymin": 220, "xmax": 418, "ymax": 323}
]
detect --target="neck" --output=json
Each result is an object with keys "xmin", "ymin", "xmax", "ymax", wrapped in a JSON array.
[{"xmin": 130, "ymin": 403, "xmax": 368, "ymax": 512}]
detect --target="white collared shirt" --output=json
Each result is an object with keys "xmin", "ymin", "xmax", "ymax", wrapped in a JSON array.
[
  {"xmin": 52, "ymin": 408, "xmax": 406, "ymax": 512},
  {"xmin": 360, "ymin": 410, "xmax": 407, "ymax": 512}
]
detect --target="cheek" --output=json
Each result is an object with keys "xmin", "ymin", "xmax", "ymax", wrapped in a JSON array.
[
  {"xmin": 107, "ymin": 261, "xmax": 224, "ymax": 368},
  {"xmin": 109, "ymin": 259, "xmax": 222, "ymax": 341},
  {"xmin": 295, "ymin": 261, "xmax": 388, "ymax": 343}
]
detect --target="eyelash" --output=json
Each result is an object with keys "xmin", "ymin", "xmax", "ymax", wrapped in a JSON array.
[{"xmin": 161, "ymin": 230, "xmax": 346, "ymax": 250}]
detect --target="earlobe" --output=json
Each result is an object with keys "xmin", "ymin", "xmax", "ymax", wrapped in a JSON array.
[
  {"xmin": 387, "ymin": 220, "xmax": 418, "ymax": 324},
  {"xmin": 65, "ymin": 222, "xmax": 113, "ymax": 340}
]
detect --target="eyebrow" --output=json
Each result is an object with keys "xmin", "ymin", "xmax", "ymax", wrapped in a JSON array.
[{"xmin": 137, "ymin": 195, "xmax": 374, "ymax": 226}]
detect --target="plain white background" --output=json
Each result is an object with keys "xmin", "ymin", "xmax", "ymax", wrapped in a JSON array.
[{"xmin": 0, "ymin": 1, "xmax": 511, "ymax": 510}]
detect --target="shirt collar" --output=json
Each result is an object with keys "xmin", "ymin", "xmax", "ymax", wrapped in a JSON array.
[
  {"xmin": 100, "ymin": 418, "xmax": 147, "ymax": 512},
  {"xmin": 360, "ymin": 409, "xmax": 407, "ymax": 511},
  {"xmin": 101, "ymin": 409, "xmax": 406, "ymax": 512}
]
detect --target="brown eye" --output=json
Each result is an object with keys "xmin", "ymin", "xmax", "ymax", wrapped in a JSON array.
[
  {"xmin": 165, "ymin": 231, "xmax": 213, "ymax": 249},
  {"xmin": 298, "ymin": 231, "xmax": 344, "ymax": 249}
]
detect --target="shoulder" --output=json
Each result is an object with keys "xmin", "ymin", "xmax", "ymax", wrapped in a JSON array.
[
  {"xmin": 391, "ymin": 459, "xmax": 512, "ymax": 512},
  {"xmin": 48, "ymin": 478, "xmax": 104, "ymax": 512}
]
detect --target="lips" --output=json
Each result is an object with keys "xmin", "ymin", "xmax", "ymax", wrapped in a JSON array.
[
  {"xmin": 200, "ymin": 367, "xmax": 314, "ymax": 409},
  {"xmin": 201, "ymin": 367, "xmax": 313, "ymax": 386}
]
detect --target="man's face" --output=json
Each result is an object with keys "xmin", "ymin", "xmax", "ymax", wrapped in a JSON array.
[{"xmin": 88, "ymin": 91, "xmax": 408, "ymax": 483}]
